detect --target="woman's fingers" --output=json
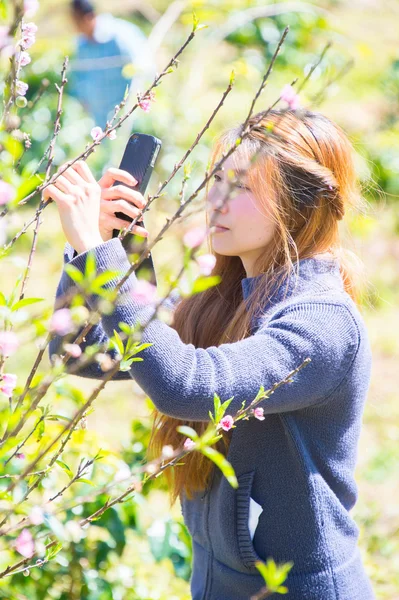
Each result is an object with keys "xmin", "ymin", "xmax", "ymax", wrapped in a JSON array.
[
  {"xmin": 98, "ymin": 167, "xmax": 137, "ymax": 189},
  {"xmin": 43, "ymin": 183, "xmax": 72, "ymax": 204},
  {"xmin": 102, "ymin": 198, "xmax": 143, "ymax": 220},
  {"xmin": 59, "ymin": 164, "xmax": 85, "ymax": 186},
  {"xmin": 108, "ymin": 216, "xmax": 148, "ymax": 237},
  {"xmin": 72, "ymin": 160, "xmax": 97, "ymax": 184},
  {"xmin": 102, "ymin": 184, "xmax": 146, "ymax": 209},
  {"xmin": 53, "ymin": 175, "xmax": 77, "ymax": 195}
]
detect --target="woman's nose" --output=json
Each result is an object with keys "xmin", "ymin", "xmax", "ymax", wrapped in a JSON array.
[{"xmin": 207, "ymin": 185, "xmax": 229, "ymax": 213}]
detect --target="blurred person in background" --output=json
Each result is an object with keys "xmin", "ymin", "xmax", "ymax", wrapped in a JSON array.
[{"xmin": 68, "ymin": 0, "xmax": 156, "ymax": 130}]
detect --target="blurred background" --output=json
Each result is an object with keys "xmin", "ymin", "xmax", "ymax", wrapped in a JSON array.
[{"xmin": 1, "ymin": 0, "xmax": 399, "ymax": 598}]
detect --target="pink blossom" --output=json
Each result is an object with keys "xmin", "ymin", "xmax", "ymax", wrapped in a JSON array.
[
  {"xmin": 107, "ymin": 129, "xmax": 117, "ymax": 140},
  {"xmin": 49, "ymin": 308, "xmax": 74, "ymax": 336},
  {"xmin": 183, "ymin": 438, "xmax": 196, "ymax": 451},
  {"xmin": 0, "ymin": 373, "xmax": 17, "ymax": 396},
  {"xmin": 24, "ymin": 0, "xmax": 40, "ymax": 18},
  {"xmin": 15, "ymin": 529, "xmax": 35, "ymax": 558},
  {"xmin": 253, "ymin": 407, "xmax": 265, "ymax": 421},
  {"xmin": 131, "ymin": 279, "xmax": 157, "ymax": 305},
  {"xmin": 196, "ymin": 254, "xmax": 216, "ymax": 276},
  {"xmin": 183, "ymin": 226, "xmax": 207, "ymax": 249},
  {"xmin": 21, "ymin": 22, "xmax": 37, "ymax": 49},
  {"xmin": 0, "ymin": 331, "xmax": 19, "ymax": 356},
  {"xmin": 18, "ymin": 50, "xmax": 31, "ymax": 66},
  {"xmin": 16, "ymin": 80, "xmax": 28, "ymax": 96},
  {"xmin": 138, "ymin": 99, "xmax": 151, "ymax": 113},
  {"xmin": 138, "ymin": 90, "xmax": 155, "ymax": 113},
  {"xmin": 280, "ymin": 84, "xmax": 301, "ymax": 111},
  {"xmin": 16, "ymin": 452, "xmax": 25, "ymax": 459},
  {"xmin": 63, "ymin": 343, "xmax": 82, "ymax": 358},
  {"xmin": 91, "ymin": 126, "xmax": 104, "ymax": 142},
  {"xmin": 219, "ymin": 415, "xmax": 234, "ymax": 432},
  {"xmin": 0, "ymin": 180, "xmax": 16, "ymax": 205},
  {"xmin": 29, "ymin": 505, "xmax": 44, "ymax": 525}
]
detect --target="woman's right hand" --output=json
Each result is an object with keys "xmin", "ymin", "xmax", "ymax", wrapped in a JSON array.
[{"xmin": 97, "ymin": 167, "xmax": 149, "ymax": 242}]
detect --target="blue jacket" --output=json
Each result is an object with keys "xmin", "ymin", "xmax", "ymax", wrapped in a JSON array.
[{"xmin": 50, "ymin": 239, "xmax": 375, "ymax": 600}]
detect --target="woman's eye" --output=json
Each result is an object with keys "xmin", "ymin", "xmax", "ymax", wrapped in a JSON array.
[{"xmin": 235, "ymin": 182, "xmax": 250, "ymax": 191}]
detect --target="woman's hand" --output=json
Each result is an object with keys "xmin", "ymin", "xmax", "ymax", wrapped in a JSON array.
[
  {"xmin": 44, "ymin": 161, "xmax": 149, "ymax": 255},
  {"xmin": 97, "ymin": 167, "xmax": 149, "ymax": 242},
  {"xmin": 43, "ymin": 160, "xmax": 104, "ymax": 255}
]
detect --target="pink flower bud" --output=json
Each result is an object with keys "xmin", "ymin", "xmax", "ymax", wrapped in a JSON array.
[
  {"xmin": 280, "ymin": 84, "xmax": 301, "ymax": 110},
  {"xmin": 16, "ymin": 80, "xmax": 28, "ymax": 96},
  {"xmin": 183, "ymin": 438, "xmax": 196, "ymax": 451},
  {"xmin": 183, "ymin": 226, "xmax": 207, "ymax": 249},
  {"xmin": 24, "ymin": 0, "xmax": 40, "ymax": 18},
  {"xmin": 107, "ymin": 129, "xmax": 117, "ymax": 140},
  {"xmin": 22, "ymin": 22, "xmax": 38, "ymax": 36},
  {"xmin": 0, "ymin": 373, "xmax": 17, "ymax": 396},
  {"xmin": 253, "ymin": 407, "xmax": 265, "ymax": 421},
  {"xmin": 63, "ymin": 343, "xmax": 82, "ymax": 358},
  {"xmin": 49, "ymin": 308, "xmax": 74, "ymax": 336},
  {"xmin": 21, "ymin": 22, "xmax": 37, "ymax": 49},
  {"xmin": 137, "ymin": 90, "xmax": 155, "ymax": 113},
  {"xmin": 0, "ymin": 331, "xmax": 19, "ymax": 356},
  {"xmin": 138, "ymin": 99, "xmax": 151, "ymax": 113},
  {"xmin": 18, "ymin": 50, "xmax": 31, "ymax": 66},
  {"xmin": 16, "ymin": 452, "xmax": 25, "ymax": 459},
  {"xmin": 0, "ymin": 180, "xmax": 16, "ymax": 205},
  {"xmin": 219, "ymin": 415, "xmax": 234, "ymax": 431},
  {"xmin": 91, "ymin": 126, "xmax": 103, "ymax": 142},
  {"xmin": 131, "ymin": 279, "xmax": 157, "ymax": 305},
  {"xmin": 15, "ymin": 529, "xmax": 35, "ymax": 558},
  {"xmin": 196, "ymin": 253, "xmax": 216, "ymax": 276}
]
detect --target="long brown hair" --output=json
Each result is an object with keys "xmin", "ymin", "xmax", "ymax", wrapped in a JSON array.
[{"xmin": 146, "ymin": 108, "xmax": 368, "ymax": 506}]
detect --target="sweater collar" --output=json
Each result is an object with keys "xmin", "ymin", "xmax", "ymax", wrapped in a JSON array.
[{"xmin": 240, "ymin": 255, "xmax": 343, "ymax": 305}]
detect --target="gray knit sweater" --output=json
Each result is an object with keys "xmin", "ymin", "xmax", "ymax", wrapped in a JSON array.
[{"xmin": 49, "ymin": 239, "xmax": 375, "ymax": 600}]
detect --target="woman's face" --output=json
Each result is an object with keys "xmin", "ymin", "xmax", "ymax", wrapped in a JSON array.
[{"xmin": 206, "ymin": 154, "xmax": 276, "ymax": 278}]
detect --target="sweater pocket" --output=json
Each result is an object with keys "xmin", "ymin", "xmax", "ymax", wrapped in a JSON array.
[{"xmin": 236, "ymin": 470, "xmax": 264, "ymax": 571}]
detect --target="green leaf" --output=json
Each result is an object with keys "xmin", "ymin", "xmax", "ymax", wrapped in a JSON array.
[
  {"xmin": 0, "ymin": 291, "xmax": 7, "ymax": 306},
  {"xmin": 75, "ymin": 478, "xmax": 94, "ymax": 486},
  {"xmin": 126, "ymin": 342, "xmax": 153, "ymax": 358},
  {"xmin": 8, "ymin": 273, "xmax": 23, "ymax": 306},
  {"xmin": 91, "ymin": 270, "xmax": 121, "ymax": 290},
  {"xmin": 201, "ymin": 446, "xmax": 238, "ymax": 488},
  {"xmin": 11, "ymin": 297, "xmax": 44, "ymax": 312},
  {"xmin": 55, "ymin": 459, "xmax": 73, "ymax": 479},
  {"xmin": 255, "ymin": 558, "xmax": 294, "ymax": 592},
  {"xmin": 45, "ymin": 541, "xmax": 63, "ymax": 561},
  {"xmin": 111, "ymin": 329, "xmax": 125, "ymax": 356},
  {"xmin": 176, "ymin": 425, "xmax": 199, "ymax": 440},
  {"xmin": 192, "ymin": 275, "xmax": 221, "ymax": 294},
  {"xmin": 64, "ymin": 264, "xmax": 84, "ymax": 284},
  {"xmin": 84, "ymin": 251, "xmax": 97, "ymax": 281}
]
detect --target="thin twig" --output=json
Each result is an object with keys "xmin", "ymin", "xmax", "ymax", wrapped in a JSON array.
[{"xmin": 18, "ymin": 57, "xmax": 69, "ymax": 302}]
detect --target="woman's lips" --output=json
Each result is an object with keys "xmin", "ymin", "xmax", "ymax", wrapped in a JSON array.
[{"xmin": 212, "ymin": 225, "xmax": 229, "ymax": 233}]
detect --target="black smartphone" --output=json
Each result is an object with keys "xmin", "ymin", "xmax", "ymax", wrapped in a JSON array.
[{"xmin": 112, "ymin": 132, "xmax": 162, "ymax": 286}]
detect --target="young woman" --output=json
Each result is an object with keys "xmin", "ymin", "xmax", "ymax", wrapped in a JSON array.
[{"xmin": 47, "ymin": 109, "xmax": 375, "ymax": 600}]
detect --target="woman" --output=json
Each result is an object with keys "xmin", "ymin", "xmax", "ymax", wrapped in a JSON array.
[{"xmin": 47, "ymin": 109, "xmax": 375, "ymax": 600}]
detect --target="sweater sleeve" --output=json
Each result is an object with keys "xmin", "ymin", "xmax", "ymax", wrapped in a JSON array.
[
  {"xmin": 51, "ymin": 238, "xmax": 360, "ymax": 420},
  {"xmin": 48, "ymin": 241, "xmax": 179, "ymax": 380}
]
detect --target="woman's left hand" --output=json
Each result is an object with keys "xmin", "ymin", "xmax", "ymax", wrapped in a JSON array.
[{"xmin": 43, "ymin": 160, "xmax": 105, "ymax": 255}]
